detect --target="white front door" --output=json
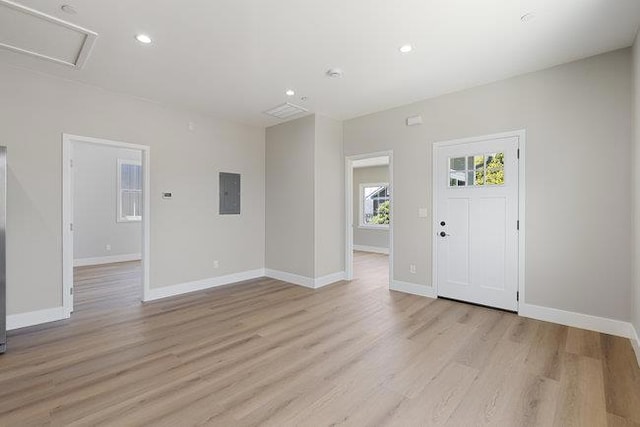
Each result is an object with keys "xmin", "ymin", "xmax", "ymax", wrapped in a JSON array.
[{"xmin": 435, "ymin": 136, "xmax": 519, "ymax": 311}]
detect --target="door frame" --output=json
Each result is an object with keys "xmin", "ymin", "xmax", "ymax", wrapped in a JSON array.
[
  {"xmin": 431, "ymin": 130, "xmax": 526, "ymax": 311},
  {"xmin": 62, "ymin": 134, "xmax": 151, "ymax": 316},
  {"xmin": 345, "ymin": 151, "xmax": 393, "ymax": 285}
]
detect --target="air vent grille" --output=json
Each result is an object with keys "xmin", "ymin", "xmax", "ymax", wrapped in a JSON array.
[
  {"xmin": 0, "ymin": 0, "xmax": 97, "ymax": 68},
  {"xmin": 263, "ymin": 102, "xmax": 308, "ymax": 119}
]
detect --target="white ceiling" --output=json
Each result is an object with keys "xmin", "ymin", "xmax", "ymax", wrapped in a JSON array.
[{"xmin": 1, "ymin": 0, "xmax": 639, "ymax": 127}]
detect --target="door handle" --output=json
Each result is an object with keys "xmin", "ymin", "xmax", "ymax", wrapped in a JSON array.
[{"xmin": 439, "ymin": 231, "xmax": 450, "ymax": 237}]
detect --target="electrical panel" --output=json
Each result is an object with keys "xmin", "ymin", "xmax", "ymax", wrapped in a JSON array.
[{"xmin": 219, "ymin": 172, "xmax": 240, "ymax": 215}]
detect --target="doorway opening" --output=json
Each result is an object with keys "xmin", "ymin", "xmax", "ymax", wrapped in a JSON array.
[
  {"xmin": 62, "ymin": 134, "xmax": 150, "ymax": 317},
  {"xmin": 345, "ymin": 152, "xmax": 393, "ymax": 288},
  {"xmin": 432, "ymin": 130, "xmax": 525, "ymax": 311}
]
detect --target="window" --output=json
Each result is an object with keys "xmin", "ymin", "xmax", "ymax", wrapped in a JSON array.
[
  {"xmin": 360, "ymin": 183, "xmax": 390, "ymax": 228},
  {"xmin": 449, "ymin": 152, "xmax": 505, "ymax": 187},
  {"xmin": 117, "ymin": 159, "xmax": 142, "ymax": 222}
]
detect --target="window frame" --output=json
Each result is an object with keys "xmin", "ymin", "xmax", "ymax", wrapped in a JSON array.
[
  {"xmin": 116, "ymin": 158, "xmax": 143, "ymax": 223},
  {"xmin": 359, "ymin": 182, "xmax": 390, "ymax": 230}
]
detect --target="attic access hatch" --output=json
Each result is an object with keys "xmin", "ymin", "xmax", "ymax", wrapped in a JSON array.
[
  {"xmin": 263, "ymin": 102, "xmax": 308, "ymax": 120},
  {"xmin": 0, "ymin": 0, "xmax": 97, "ymax": 68}
]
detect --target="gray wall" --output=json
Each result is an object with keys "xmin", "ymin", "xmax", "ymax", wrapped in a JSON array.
[
  {"xmin": 0, "ymin": 64, "xmax": 265, "ymax": 315},
  {"xmin": 314, "ymin": 115, "xmax": 345, "ymax": 277},
  {"xmin": 265, "ymin": 114, "xmax": 345, "ymax": 279},
  {"xmin": 73, "ymin": 143, "xmax": 141, "ymax": 261},
  {"xmin": 353, "ymin": 166, "xmax": 389, "ymax": 250},
  {"xmin": 344, "ymin": 48, "xmax": 633, "ymax": 321},
  {"xmin": 265, "ymin": 115, "xmax": 315, "ymax": 277},
  {"xmin": 633, "ymin": 33, "xmax": 640, "ymax": 336}
]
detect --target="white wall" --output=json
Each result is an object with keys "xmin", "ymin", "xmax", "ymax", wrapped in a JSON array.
[
  {"xmin": 73, "ymin": 143, "xmax": 141, "ymax": 262},
  {"xmin": 0, "ymin": 64, "xmax": 265, "ymax": 315},
  {"xmin": 344, "ymin": 48, "xmax": 633, "ymax": 321},
  {"xmin": 353, "ymin": 166, "xmax": 389, "ymax": 250},
  {"xmin": 265, "ymin": 114, "xmax": 344, "ymax": 280},
  {"xmin": 632, "ymin": 32, "xmax": 640, "ymax": 340}
]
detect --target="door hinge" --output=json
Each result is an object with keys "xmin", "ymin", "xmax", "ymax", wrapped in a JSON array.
[
  {"xmin": 70, "ymin": 287, "xmax": 73, "ymax": 295},
  {"xmin": 517, "ymin": 149, "xmax": 520, "ymax": 159},
  {"xmin": 517, "ymin": 220, "xmax": 519, "ymax": 230},
  {"xmin": 517, "ymin": 291, "xmax": 519, "ymax": 302},
  {"xmin": 70, "ymin": 223, "xmax": 73, "ymax": 231},
  {"xmin": 70, "ymin": 159, "xmax": 74, "ymax": 168}
]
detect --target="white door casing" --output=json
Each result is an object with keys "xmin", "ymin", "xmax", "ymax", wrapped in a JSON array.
[{"xmin": 433, "ymin": 133, "xmax": 520, "ymax": 311}]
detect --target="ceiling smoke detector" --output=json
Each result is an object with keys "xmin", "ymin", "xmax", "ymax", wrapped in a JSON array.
[{"xmin": 326, "ymin": 68, "xmax": 343, "ymax": 78}]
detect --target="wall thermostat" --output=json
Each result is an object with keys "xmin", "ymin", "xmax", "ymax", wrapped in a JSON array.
[{"xmin": 162, "ymin": 192, "xmax": 173, "ymax": 199}]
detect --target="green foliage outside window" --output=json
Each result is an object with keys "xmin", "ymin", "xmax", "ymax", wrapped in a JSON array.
[{"xmin": 370, "ymin": 200, "xmax": 390, "ymax": 224}]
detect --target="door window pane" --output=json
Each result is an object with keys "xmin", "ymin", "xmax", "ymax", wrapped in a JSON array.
[{"xmin": 448, "ymin": 152, "xmax": 504, "ymax": 187}]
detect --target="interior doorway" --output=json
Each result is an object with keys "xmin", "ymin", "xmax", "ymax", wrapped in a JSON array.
[
  {"xmin": 432, "ymin": 131, "xmax": 525, "ymax": 311},
  {"xmin": 345, "ymin": 152, "xmax": 393, "ymax": 286},
  {"xmin": 62, "ymin": 134, "xmax": 150, "ymax": 316}
]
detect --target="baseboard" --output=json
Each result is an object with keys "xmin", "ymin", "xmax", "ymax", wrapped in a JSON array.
[
  {"xmin": 264, "ymin": 269, "xmax": 346, "ymax": 289},
  {"xmin": 145, "ymin": 268, "xmax": 265, "ymax": 301},
  {"xmin": 74, "ymin": 253, "xmax": 142, "ymax": 267},
  {"xmin": 631, "ymin": 325, "xmax": 640, "ymax": 368},
  {"xmin": 264, "ymin": 269, "xmax": 315, "ymax": 288},
  {"xmin": 7, "ymin": 306, "xmax": 68, "ymax": 330},
  {"xmin": 353, "ymin": 245, "xmax": 389, "ymax": 255},
  {"xmin": 519, "ymin": 303, "xmax": 634, "ymax": 339},
  {"xmin": 390, "ymin": 280, "xmax": 437, "ymax": 299},
  {"xmin": 314, "ymin": 271, "xmax": 347, "ymax": 288}
]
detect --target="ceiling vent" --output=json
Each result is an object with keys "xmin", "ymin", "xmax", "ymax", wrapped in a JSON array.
[
  {"xmin": 263, "ymin": 102, "xmax": 308, "ymax": 120},
  {"xmin": 0, "ymin": 0, "xmax": 97, "ymax": 68}
]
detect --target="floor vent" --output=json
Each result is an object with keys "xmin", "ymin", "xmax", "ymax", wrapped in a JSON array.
[
  {"xmin": 263, "ymin": 102, "xmax": 308, "ymax": 120},
  {"xmin": 0, "ymin": 0, "xmax": 98, "ymax": 68}
]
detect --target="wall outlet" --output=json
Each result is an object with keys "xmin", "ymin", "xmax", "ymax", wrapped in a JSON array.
[
  {"xmin": 409, "ymin": 264, "xmax": 416, "ymax": 274},
  {"xmin": 105, "ymin": 244, "xmax": 111, "ymax": 252},
  {"xmin": 213, "ymin": 260, "xmax": 219, "ymax": 269}
]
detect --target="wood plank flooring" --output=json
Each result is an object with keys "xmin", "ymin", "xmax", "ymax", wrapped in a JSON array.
[{"xmin": 1, "ymin": 251, "xmax": 639, "ymax": 426}]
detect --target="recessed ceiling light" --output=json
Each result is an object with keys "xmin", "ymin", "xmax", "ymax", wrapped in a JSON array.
[
  {"xmin": 520, "ymin": 12, "xmax": 535, "ymax": 22},
  {"xmin": 285, "ymin": 89, "xmax": 295, "ymax": 96},
  {"xmin": 60, "ymin": 4, "xmax": 77, "ymax": 14},
  {"xmin": 399, "ymin": 44, "xmax": 413, "ymax": 53},
  {"xmin": 135, "ymin": 34, "xmax": 152, "ymax": 44}
]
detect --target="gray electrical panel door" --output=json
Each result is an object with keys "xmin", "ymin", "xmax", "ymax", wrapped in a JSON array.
[{"xmin": 219, "ymin": 172, "xmax": 240, "ymax": 215}]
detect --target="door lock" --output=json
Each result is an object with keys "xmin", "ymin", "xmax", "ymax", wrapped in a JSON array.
[
  {"xmin": 440, "ymin": 221, "xmax": 446, "ymax": 226},
  {"xmin": 439, "ymin": 231, "xmax": 450, "ymax": 237}
]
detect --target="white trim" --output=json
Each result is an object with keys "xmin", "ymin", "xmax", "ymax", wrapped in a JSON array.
[
  {"xmin": 145, "ymin": 269, "xmax": 266, "ymax": 302},
  {"xmin": 0, "ymin": 0, "xmax": 98, "ymax": 69},
  {"xmin": 630, "ymin": 325, "xmax": 640, "ymax": 368},
  {"xmin": 265, "ymin": 269, "xmax": 315, "ymax": 288},
  {"xmin": 519, "ymin": 303, "xmax": 634, "ymax": 339},
  {"xmin": 264, "ymin": 269, "xmax": 346, "ymax": 289},
  {"xmin": 432, "ymin": 129, "xmax": 526, "ymax": 310},
  {"xmin": 63, "ymin": 134, "xmax": 151, "ymax": 316},
  {"xmin": 390, "ymin": 280, "xmax": 437, "ymax": 299},
  {"xmin": 353, "ymin": 245, "xmax": 389, "ymax": 255},
  {"xmin": 74, "ymin": 253, "xmax": 142, "ymax": 267},
  {"xmin": 314, "ymin": 271, "xmax": 346, "ymax": 288},
  {"xmin": 6, "ymin": 306, "xmax": 68, "ymax": 330},
  {"xmin": 345, "ymin": 151, "xmax": 393, "ymax": 285}
]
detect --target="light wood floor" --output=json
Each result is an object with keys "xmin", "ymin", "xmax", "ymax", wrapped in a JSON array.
[{"xmin": 2, "ymin": 252, "xmax": 640, "ymax": 426}]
